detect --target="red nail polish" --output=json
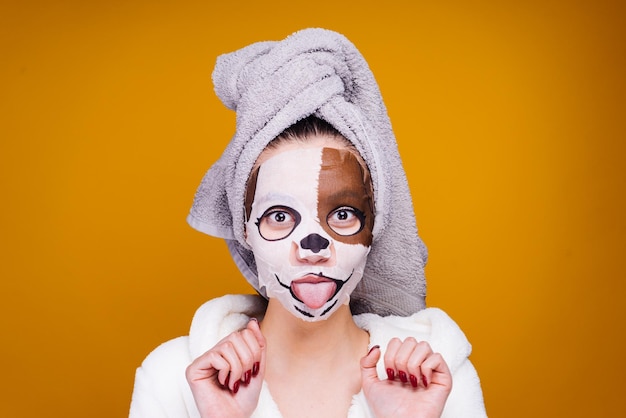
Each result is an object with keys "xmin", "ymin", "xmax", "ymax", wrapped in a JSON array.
[
  {"xmin": 409, "ymin": 374, "xmax": 418, "ymax": 388},
  {"xmin": 244, "ymin": 370, "xmax": 251, "ymax": 384},
  {"xmin": 233, "ymin": 381, "xmax": 240, "ymax": 394},
  {"xmin": 422, "ymin": 375, "xmax": 428, "ymax": 387},
  {"xmin": 399, "ymin": 370, "xmax": 408, "ymax": 383},
  {"xmin": 386, "ymin": 368, "xmax": 395, "ymax": 381},
  {"xmin": 252, "ymin": 362, "xmax": 260, "ymax": 376}
]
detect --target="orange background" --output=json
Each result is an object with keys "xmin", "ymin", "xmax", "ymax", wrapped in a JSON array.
[{"xmin": 1, "ymin": 1, "xmax": 625, "ymax": 416}]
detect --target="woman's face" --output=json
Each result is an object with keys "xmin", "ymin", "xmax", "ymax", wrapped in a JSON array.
[{"xmin": 245, "ymin": 137, "xmax": 374, "ymax": 321}]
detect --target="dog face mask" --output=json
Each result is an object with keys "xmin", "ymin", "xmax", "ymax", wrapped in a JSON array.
[{"xmin": 245, "ymin": 146, "xmax": 374, "ymax": 321}]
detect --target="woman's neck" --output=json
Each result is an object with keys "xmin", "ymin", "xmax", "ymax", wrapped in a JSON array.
[
  {"xmin": 260, "ymin": 298, "xmax": 369, "ymax": 370},
  {"xmin": 259, "ymin": 299, "xmax": 369, "ymax": 417}
]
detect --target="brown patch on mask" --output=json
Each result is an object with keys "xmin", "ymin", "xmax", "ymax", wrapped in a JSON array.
[{"xmin": 317, "ymin": 148, "xmax": 374, "ymax": 246}]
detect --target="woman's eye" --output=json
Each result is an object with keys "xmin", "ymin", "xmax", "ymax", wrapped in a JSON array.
[
  {"xmin": 270, "ymin": 211, "xmax": 289, "ymax": 223},
  {"xmin": 327, "ymin": 207, "xmax": 365, "ymax": 236},
  {"xmin": 257, "ymin": 206, "xmax": 301, "ymax": 241}
]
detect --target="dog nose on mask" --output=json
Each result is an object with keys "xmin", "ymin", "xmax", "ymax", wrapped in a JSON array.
[{"xmin": 300, "ymin": 233, "xmax": 330, "ymax": 253}]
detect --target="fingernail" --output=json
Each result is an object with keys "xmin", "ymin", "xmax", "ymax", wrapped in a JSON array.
[
  {"xmin": 233, "ymin": 380, "xmax": 240, "ymax": 394},
  {"xmin": 399, "ymin": 370, "xmax": 408, "ymax": 383},
  {"xmin": 367, "ymin": 345, "xmax": 380, "ymax": 355},
  {"xmin": 410, "ymin": 374, "xmax": 418, "ymax": 388},
  {"xmin": 422, "ymin": 375, "xmax": 428, "ymax": 387},
  {"xmin": 386, "ymin": 368, "xmax": 395, "ymax": 381},
  {"xmin": 252, "ymin": 362, "xmax": 260, "ymax": 376},
  {"xmin": 244, "ymin": 370, "xmax": 251, "ymax": 384},
  {"xmin": 249, "ymin": 317, "xmax": 258, "ymax": 323}
]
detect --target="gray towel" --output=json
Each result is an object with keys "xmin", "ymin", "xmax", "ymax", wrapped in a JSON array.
[{"xmin": 188, "ymin": 28, "xmax": 427, "ymax": 316}]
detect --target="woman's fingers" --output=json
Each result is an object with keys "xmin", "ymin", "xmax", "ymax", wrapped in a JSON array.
[
  {"xmin": 241, "ymin": 319, "xmax": 265, "ymax": 379},
  {"xmin": 186, "ymin": 319, "xmax": 267, "ymax": 418},
  {"xmin": 363, "ymin": 339, "xmax": 453, "ymax": 418},
  {"xmin": 221, "ymin": 320, "xmax": 266, "ymax": 391},
  {"xmin": 248, "ymin": 318, "xmax": 267, "ymax": 379},
  {"xmin": 383, "ymin": 337, "xmax": 401, "ymax": 381},
  {"xmin": 383, "ymin": 338, "xmax": 446, "ymax": 389},
  {"xmin": 247, "ymin": 317, "xmax": 266, "ymax": 347},
  {"xmin": 187, "ymin": 318, "xmax": 266, "ymax": 394},
  {"xmin": 219, "ymin": 337, "xmax": 247, "ymax": 391},
  {"xmin": 360, "ymin": 345, "xmax": 382, "ymax": 385},
  {"xmin": 186, "ymin": 350, "xmax": 229, "ymax": 382},
  {"xmin": 420, "ymin": 352, "xmax": 452, "ymax": 388},
  {"xmin": 407, "ymin": 340, "xmax": 434, "ymax": 388},
  {"xmin": 394, "ymin": 337, "xmax": 419, "ymax": 385}
]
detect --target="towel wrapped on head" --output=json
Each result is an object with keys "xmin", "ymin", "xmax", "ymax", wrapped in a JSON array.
[{"xmin": 188, "ymin": 28, "xmax": 427, "ymax": 316}]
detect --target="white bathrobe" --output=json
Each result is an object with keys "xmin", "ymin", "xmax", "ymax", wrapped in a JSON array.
[{"xmin": 129, "ymin": 294, "xmax": 486, "ymax": 417}]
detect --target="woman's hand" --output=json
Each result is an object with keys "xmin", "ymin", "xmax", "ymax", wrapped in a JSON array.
[
  {"xmin": 360, "ymin": 338, "xmax": 452, "ymax": 418},
  {"xmin": 186, "ymin": 318, "xmax": 266, "ymax": 418}
]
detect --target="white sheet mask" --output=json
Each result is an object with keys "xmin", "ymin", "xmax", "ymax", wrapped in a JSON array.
[{"xmin": 245, "ymin": 146, "xmax": 374, "ymax": 321}]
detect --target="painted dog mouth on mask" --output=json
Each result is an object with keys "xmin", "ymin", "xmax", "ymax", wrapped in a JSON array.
[{"xmin": 275, "ymin": 271, "xmax": 353, "ymax": 316}]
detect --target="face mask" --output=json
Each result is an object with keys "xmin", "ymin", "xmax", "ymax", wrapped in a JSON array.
[{"xmin": 245, "ymin": 146, "xmax": 374, "ymax": 321}]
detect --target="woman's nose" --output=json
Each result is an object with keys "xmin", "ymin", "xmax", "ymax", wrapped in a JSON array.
[
  {"xmin": 294, "ymin": 233, "xmax": 333, "ymax": 264},
  {"xmin": 300, "ymin": 233, "xmax": 329, "ymax": 253}
]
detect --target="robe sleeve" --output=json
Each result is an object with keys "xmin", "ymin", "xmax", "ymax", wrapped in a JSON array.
[
  {"xmin": 442, "ymin": 356, "xmax": 487, "ymax": 417},
  {"xmin": 129, "ymin": 336, "xmax": 198, "ymax": 418}
]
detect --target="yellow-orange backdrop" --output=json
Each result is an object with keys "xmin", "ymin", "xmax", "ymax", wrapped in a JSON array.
[{"xmin": 1, "ymin": 0, "xmax": 625, "ymax": 416}]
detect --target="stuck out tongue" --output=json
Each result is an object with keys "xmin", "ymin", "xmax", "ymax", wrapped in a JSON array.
[{"xmin": 292, "ymin": 281, "xmax": 337, "ymax": 309}]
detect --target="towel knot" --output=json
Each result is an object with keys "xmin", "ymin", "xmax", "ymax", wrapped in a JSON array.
[{"xmin": 213, "ymin": 29, "xmax": 363, "ymax": 143}]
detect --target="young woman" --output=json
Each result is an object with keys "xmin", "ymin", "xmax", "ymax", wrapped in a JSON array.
[{"xmin": 130, "ymin": 29, "xmax": 486, "ymax": 418}]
